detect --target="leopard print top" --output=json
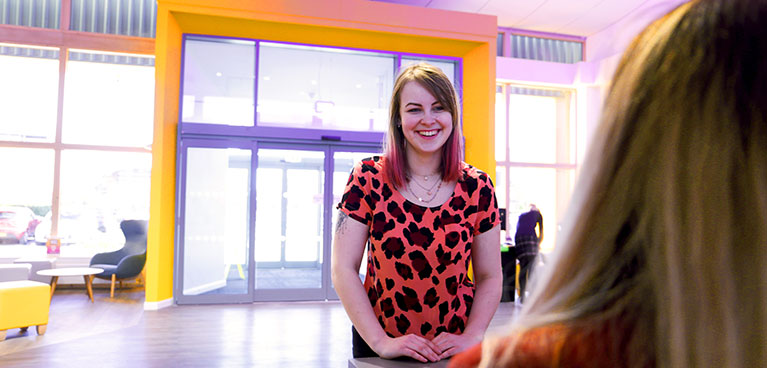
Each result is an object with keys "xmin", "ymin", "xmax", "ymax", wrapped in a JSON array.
[{"xmin": 338, "ymin": 156, "xmax": 500, "ymax": 339}]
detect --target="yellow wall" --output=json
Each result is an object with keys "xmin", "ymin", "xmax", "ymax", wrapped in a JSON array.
[{"xmin": 148, "ymin": 0, "xmax": 497, "ymax": 304}]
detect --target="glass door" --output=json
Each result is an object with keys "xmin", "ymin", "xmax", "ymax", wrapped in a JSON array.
[
  {"xmin": 253, "ymin": 145, "xmax": 326, "ymax": 301},
  {"xmin": 252, "ymin": 143, "xmax": 377, "ymax": 301},
  {"xmin": 176, "ymin": 139, "xmax": 377, "ymax": 303},
  {"xmin": 176, "ymin": 138, "xmax": 255, "ymax": 304}
]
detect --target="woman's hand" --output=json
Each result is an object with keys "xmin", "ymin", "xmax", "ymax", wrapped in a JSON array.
[
  {"xmin": 431, "ymin": 332, "xmax": 483, "ymax": 360},
  {"xmin": 374, "ymin": 334, "xmax": 443, "ymax": 362}
]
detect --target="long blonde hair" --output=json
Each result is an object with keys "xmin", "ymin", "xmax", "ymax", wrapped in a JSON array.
[{"xmin": 483, "ymin": 0, "xmax": 767, "ymax": 366}]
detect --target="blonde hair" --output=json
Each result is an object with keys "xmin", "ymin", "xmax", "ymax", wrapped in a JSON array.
[{"xmin": 482, "ymin": 0, "xmax": 767, "ymax": 366}]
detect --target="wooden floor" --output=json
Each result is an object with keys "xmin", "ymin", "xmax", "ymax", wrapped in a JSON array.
[{"xmin": 0, "ymin": 287, "xmax": 521, "ymax": 367}]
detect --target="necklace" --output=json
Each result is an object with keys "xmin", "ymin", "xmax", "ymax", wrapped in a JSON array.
[
  {"xmin": 407, "ymin": 179, "xmax": 443, "ymax": 204},
  {"xmin": 410, "ymin": 175, "xmax": 440, "ymax": 195}
]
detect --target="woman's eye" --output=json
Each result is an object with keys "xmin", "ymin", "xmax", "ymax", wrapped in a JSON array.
[
  {"xmin": 407, "ymin": 108, "xmax": 421, "ymax": 113},
  {"xmin": 434, "ymin": 106, "xmax": 445, "ymax": 112}
]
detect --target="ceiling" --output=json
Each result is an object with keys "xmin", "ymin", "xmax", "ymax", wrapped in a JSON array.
[{"xmin": 368, "ymin": 0, "xmax": 688, "ymax": 37}]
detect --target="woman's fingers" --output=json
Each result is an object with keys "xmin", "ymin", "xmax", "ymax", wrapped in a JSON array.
[
  {"xmin": 431, "ymin": 332, "xmax": 457, "ymax": 352},
  {"xmin": 407, "ymin": 335, "xmax": 442, "ymax": 361},
  {"xmin": 404, "ymin": 347, "xmax": 429, "ymax": 363},
  {"xmin": 438, "ymin": 346, "xmax": 459, "ymax": 360}
]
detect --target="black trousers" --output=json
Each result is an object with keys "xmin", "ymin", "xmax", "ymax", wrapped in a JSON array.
[
  {"xmin": 517, "ymin": 254, "xmax": 537, "ymax": 302},
  {"xmin": 352, "ymin": 326, "xmax": 379, "ymax": 358}
]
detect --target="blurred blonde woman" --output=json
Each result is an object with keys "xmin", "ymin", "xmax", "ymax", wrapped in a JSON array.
[{"xmin": 450, "ymin": 0, "xmax": 767, "ymax": 366}]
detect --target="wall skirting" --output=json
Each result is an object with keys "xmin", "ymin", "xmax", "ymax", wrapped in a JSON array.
[{"xmin": 144, "ymin": 297, "xmax": 174, "ymax": 310}]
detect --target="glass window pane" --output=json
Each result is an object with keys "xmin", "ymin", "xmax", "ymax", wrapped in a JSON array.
[
  {"xmin": 508, "ymin": 167, "xmax": 554, "ymax": 252},
  {"xmin": 509, "ymin": 93, "xmax": 556, "ymax": 163},
  {"xmin": 0, "ymin": 45, "xmax": 59, "ymax": 142},
  {"xmin": 57, "ymin": 150, "xmax": 151, "ymax": 255},
  {"xmin": 255, "ymin": 148, "xmax": 324, "ymax": 289},
  {"xmin": 497, "ymin": 33, "xmax": 504, "ymax": 57},
  {"xmin": 182, "ymin": 37, "xmax": 255, "ymax": 126},
  {"xmin": 401, "ymin": 57, "xmax": 456, "ymax": 87},
  {"xmin": 508, "ymin": 87, "xmax": 574, "ymax": 164},
  {"xmin": 495, "ymin": 166, "xmax": 507, "ymax": 214},
  {"xmin": 495, "ymin": 86, "xmax": 506, "ymax": 161},
  {"xmin": 258, "ymin": 42, "xmax": 394, "ymax": 132},
  {"xmin": 62, "ymin": 51, "xmax": 155, "ymax": 147},
  {"xmin": 255, "ymin": 167, "xmax": 282, "ymax": 263},
  {"xmin": 182, "ymin": 147, "xmax": 251, "ymax": 295},
  {"xmin": 494, "ymin": 166, "xmax": 507, "ymax": 240},
  {"xmin": 508, "ymin": 167, "xmax": 574, "ymax": 253},
  {"xmin": 0, "ymin": 148, "xmax": 53, "ymax": 247}
]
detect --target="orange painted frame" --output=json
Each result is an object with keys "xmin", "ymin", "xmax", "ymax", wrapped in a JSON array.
[{"xmin": 148, "ymin": 0, "xmax": 497, "ymax": 305}]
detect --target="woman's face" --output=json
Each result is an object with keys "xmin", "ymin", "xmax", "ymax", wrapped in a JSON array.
[{"xmin": 398, "ymin": 81, "xmax": 453, "ymax": 159}]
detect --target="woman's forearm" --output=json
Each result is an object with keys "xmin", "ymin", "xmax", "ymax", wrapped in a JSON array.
[
  {"xmin": 333, "ymin": 266, "xmax": 388, "ymax": 349},
  {"xmin": 462, "ymin": 273, "xmax": 503, "ymax": 339}
]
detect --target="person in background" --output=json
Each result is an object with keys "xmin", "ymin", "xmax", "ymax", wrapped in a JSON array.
[
  {"xmin": 514, "ymin": 204, "xmax": 542, "ymax": 303},
  {"xmin": 332, "ymin": 63, "xmax": 502, "ymax": 363},
  {"xmin": 450, "ymin": 0, "xmax": 767, "ymax": 366}
]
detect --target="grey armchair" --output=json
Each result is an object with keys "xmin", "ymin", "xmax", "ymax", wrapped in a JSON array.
[{"xmin": 90, "ymin": 220, "xmax": 148, "ymax": 298}]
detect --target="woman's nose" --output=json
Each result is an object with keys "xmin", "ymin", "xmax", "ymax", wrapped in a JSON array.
[{"xmin": 423, "ymin": 110, "xmax": 438, "ymax": 123}]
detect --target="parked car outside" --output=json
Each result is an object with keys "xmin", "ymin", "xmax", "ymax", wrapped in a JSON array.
[
  {"xmin": 0, "ymin": 206, "xmax": 40, "ymax": 244},
  {"xmin": 34, "ymin": 210, "xmax": 112, "ymax": 246}
]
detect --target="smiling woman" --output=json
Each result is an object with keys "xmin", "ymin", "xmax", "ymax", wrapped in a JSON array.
[{"xmin": 332, "ymin": 63, "xmax": 502, "ymax": 363}]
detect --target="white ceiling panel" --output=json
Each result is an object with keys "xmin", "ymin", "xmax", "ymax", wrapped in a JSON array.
[
  {"xmin": 512, "ymin": 0, "xmax": 627, "ymax": 34},
  {"xmin": 372, "ymin": 0, "xmax": 431, "ymax": 7},
  {"xmin": 369, "ymin": 0, "xmax": 688, "ymax": 37},
  {"xmin": 479, "ymin": 0, "xmax": 548, "ymax": 28},
  {"xmin": 563, "ymin": 0, "xmax": 686, "ymax": 35},
  {"xmin": 425, "ymin": 0, "xmax": 488, "ymax": 13}
]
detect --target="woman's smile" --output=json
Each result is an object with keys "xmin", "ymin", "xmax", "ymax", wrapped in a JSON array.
[{"xmin": 399, "ymin": 81, "xmax": 453, "ymax": 157}]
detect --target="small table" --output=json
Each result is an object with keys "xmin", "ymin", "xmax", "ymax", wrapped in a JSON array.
[{"xmin": 37, "ymin": 267, "xmax": 104, "ymax": 303}]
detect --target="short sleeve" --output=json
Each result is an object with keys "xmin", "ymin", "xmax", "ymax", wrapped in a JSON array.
[
  {"xmin": 336, "ymin": 160, "xmax": 373, "ymax": 226},
  {"xmin": 474, "ymin": 173, "xmax": 500, "ymax": 235}
]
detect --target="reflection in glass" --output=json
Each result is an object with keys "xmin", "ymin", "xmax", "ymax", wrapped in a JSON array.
[
  {"xmin": 258, "ymin": 42, "xmax": 394, "ymax": 132},
  {"xmin": 0, "ymin": 46, "xmax": 59, "ymax": 142},
  {"xmin": 182, "ymin": 147, "xmax": 251, "ymax": 295},
  {"xmin": 255, "ymin": 148, "xmax": 324, "ymax": 289},
  {"xmin": 182, "ymin": 37, "xmax": 256, "ymax": 126},
  {"xmin": 62, "ymin": 51, "xmax": 155, "ymax": 146}
]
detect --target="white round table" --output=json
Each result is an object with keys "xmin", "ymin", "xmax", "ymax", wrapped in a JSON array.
[{"xmin": 37, "ymin": 267, "xmax": 104, "ymax": 302}]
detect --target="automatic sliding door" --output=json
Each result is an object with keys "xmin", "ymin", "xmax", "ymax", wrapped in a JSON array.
[
  {"xmin": 177, "ymin": 143, "xmax": 254, "ymax": 304},
  {"xmin": 254, "ymin": 148, "xmax": 325, "ymax": 300}
]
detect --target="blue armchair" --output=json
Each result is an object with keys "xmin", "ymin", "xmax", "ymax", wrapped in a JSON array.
[{"xmin": 90, "ymin": 220, "xmax": 148, "ymax": 298}]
